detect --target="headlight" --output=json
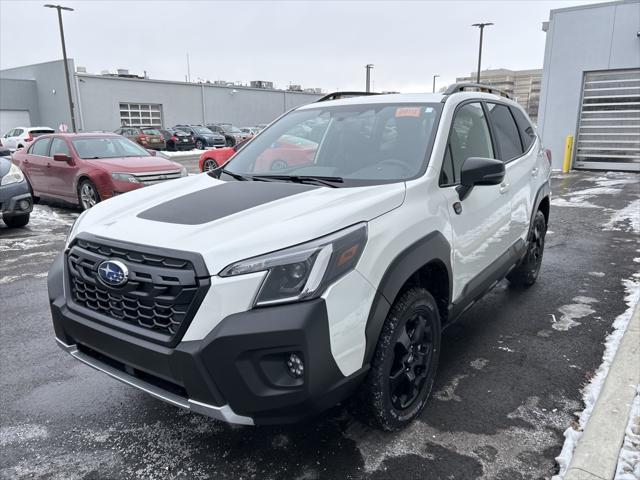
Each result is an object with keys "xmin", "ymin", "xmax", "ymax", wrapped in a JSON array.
[
  {"xmin": 180, "ymin": 166, "xmax": 188, "ymax": 177},
  {"xmin": 220, "ymin": 223, "xmax": 367, "ymax": 306},
  {"xmin": 1, "ymin": 163, "xmax": 25, "ymax": 186},
  {"xmin": 65, "ymin": 209, "xmax": 89, "ymax": 249},
  {"xmin": 111, "ymin": 173, "xmax": 139, "ymax": 183}
]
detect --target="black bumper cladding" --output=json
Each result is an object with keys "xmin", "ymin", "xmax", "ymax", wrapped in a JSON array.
[{"xmin": 48, "ymin": 248, "xmax": 369, "ymax": 425}]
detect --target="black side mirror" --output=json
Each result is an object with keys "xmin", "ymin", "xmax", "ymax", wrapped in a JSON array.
[
  {"xmin": 0, "ymin": 148, "xmax": 11, "ymax": 157},
  {"xmin": 456, "ymin": 157, "xmax": 505, "ymax": 201},
  {"xmin": 146, "ymin": 149, "xmax": 157, "ymax": 156}
]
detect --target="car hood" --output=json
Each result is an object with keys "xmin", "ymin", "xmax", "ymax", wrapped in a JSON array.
[
  {"xmin": 72, "ymin": 174, "xmax": 406, "ymax": 274},
  {"xmin": 86, "ymin": 156, "xmax": 181, "ymax": 173}
]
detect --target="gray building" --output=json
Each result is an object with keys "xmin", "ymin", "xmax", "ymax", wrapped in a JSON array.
[
  {"xmin": 456, "ymin": 68, "xmax": 543, "ymax": 122},
  {"xmin": 537, "ymin": 0, "xmax": 640, "ymax": 171},
  {"xmin": 0, "ymin": 59, "xmax": 322, "ymax": 134}
]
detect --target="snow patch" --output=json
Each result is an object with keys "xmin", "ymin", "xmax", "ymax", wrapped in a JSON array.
[
  {"xmin": 552, "ymin": 278, "xmax": 640, "ymax": 478},
  {"xmin": 0, "ymin": 424, "xmax": 48, "ymax": 447},
  {"xmin": 434, "ymin": 374, "xmax": 468, "ymax": 402},
  {"xmin": 470, "ymin": 358, "xmax": 489, "ymax": 370},
  {"xmin": 552, "ymin": 297, "xmax": 598, "ymax": 331},
  {"xmin": 604, "ymin": 199, "xmax": 640, "ymax": 234},
  {"xmin": 588, "ymin": 272, "xmax": 606, "ymax": 278}
]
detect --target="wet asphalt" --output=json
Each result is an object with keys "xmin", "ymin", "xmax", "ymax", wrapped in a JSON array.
[{"xmin": 0, "ymin": 170, "xmax": 638, "ymax": 480}]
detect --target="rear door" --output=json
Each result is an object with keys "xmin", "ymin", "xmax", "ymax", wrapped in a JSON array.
[
  {"xmin": 485, "ymin": 102, "xmax": 536, "ymax": 244},
  {"xmin": 47, "ymin": 137, "xmax": 79, "ymax": 200},
  {"xmin": 24, "ymin": 137, "xmax": 53, "ymax": 195}
]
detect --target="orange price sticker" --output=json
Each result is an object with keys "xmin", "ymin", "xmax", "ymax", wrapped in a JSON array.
[{"xmin": 395, "ymin": 107, "xmax": 422, "ymax": 118}]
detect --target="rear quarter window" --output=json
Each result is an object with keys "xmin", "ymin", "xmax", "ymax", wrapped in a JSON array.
[{"xmin": 510, "ymin": 107, "xmax": 536, "ymax": 151}]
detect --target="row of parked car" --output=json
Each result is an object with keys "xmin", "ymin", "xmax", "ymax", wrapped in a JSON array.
[{"xmin": 0, "ymin": 124, "xmax": 266, "ymax": 153}]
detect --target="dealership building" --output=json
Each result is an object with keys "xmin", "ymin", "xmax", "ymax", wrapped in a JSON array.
[
  {"xmin": 0, "ymin": 59, "xmax": 322, "ymax": 134},
  {"xmin": 537, "ymin": 0, "xmax": 640, "ymax": 171}
]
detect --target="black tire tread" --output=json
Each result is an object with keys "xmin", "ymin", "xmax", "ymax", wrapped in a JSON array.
[{"xmin": 507, "ymin": 210, "xmax": 546, "ymax": 287}]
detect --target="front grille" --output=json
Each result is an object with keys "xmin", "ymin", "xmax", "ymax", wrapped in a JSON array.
[
  {"xmin": 66, "ymin": 237, "xmax": 209, "ymax": 345},
  {"xmin": 134, "ymin": 170, "xmax": 182, "ymax": 185}
]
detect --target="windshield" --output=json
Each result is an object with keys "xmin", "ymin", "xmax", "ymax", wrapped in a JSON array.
[
  {"xmin": 194, "ymin": 127, "xmax": 213, "ymax": 134},
  {"xmin": 71, "ymin": 137, "xmax": 150, "ymax": 159},
  {"xmin": 224, "ymin": 102, "xmax": 442, "ymax": 185},
  {"xmin": 141, "ymin": 128, "xmax": 161, "ymax": 135}
]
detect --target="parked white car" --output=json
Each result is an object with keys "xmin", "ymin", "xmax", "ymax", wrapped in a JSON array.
[
  {"xmin": 1, "ymin": 126, "xmax": 55, "ymax": 151},
  {"xmin": 48, "ymin": 84, "xmax": 551, "ymax": 431}
]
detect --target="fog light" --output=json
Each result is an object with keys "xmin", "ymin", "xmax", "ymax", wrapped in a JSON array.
[
  {"xmin": 17, "ymin": 200, "xmax": 30, "ymax": 210},
  {"xmin": 286, "ymin": 353, "xmax": 304, "ymax": 378}
]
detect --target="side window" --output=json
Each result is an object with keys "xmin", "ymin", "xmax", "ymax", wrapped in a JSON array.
[
  {"xmin": 14, "ymin": 129, "xmax": 24, "ymax": 137},
  {"xmin": 487, "ymin": 103, "xmax": 523, "ymax": 161},
  {"xmin": 447, "ymin": 102, "xmax": 494, "ymax": 184},
  {"xmin": 50, "ymin": 138, "xmax": 71, "ymax": 157},
  {"xmin": 510, "ymin": 107, "xmax": 536, "ymax": 151},
  {"xmin": 32, "ymin": 138, "xmax": 52, "ymax": 156}
]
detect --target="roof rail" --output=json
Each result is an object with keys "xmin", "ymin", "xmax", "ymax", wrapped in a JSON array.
[
  {"xmin": 315, "ymin": 91, "xmax": 381, "ymax": 102},
  {"xmin": 442, "ymin": 82, "xmax": 512, "ymax": 100}
]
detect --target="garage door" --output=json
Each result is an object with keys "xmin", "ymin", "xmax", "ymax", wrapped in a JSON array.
[
  {"xmin": 0, "ymin": 110, "xmax": 31, "ymax": 137},
  {"xmin": 574, "ymin": 69, "xmax": 640, "ymax": 172}
]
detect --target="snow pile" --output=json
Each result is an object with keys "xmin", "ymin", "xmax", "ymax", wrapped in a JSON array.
[
  {"xmin": 552, "ymin": 278, "xmax": 640, "ymax": 478},
  {"xmin": 615, "ymin": 385, "xmax": 640, "ymax": 480}
]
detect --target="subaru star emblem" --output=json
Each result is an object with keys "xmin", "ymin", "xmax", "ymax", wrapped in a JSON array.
[{"xmin": 97, "ymin": 260, "xmax": 129, "ymax": 287}]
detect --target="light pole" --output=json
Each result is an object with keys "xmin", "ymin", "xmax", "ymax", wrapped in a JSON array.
[
  {"xmin": 44, "ymin": 4, "xmax": 76, "ymax": 133},
  {"xmin": 472, "ymin": 22, "xmax": 493, "ymax": 83},
  {"xmin": 432, "ymin": 74, "xmax": 440, "ymax": 93},
  {"xmin": 365, "ymin": 64, "xmax": 374, "ymax": 92}
]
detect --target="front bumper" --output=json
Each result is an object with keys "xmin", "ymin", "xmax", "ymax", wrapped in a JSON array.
[
  {"xmin": 0, "ymin": 180, "xmax": 33, "ymax": 216},
  {"xmin": 48, "ymin": 252, "xmax": 365, "ymax": 425}
]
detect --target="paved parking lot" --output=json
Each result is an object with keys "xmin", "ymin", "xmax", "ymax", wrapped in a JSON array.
[{"xmin": 0, "ymin": 170, "xmax": 638, "ymax": 480}]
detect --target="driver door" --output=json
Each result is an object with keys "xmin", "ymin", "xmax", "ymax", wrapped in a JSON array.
[
  {"xmin": 439, "ymin": 102, "xmax": 512, "ymax": 303},
  {"xmin": 47, "ymin": 137, "xmax": 79, "ymax": 200}
]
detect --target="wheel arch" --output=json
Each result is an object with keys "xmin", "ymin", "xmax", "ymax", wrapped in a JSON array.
[
  {"xmin": 531, "ymin": 181, "xmax": 551, "ymax": 233},
  {"xmin": 363, "ymin": 231, "xmax": 452, "ymax": 364}
]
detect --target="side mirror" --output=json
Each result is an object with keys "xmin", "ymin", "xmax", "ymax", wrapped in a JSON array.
[
  {"xmin": 53, "ymin": 153, "xmax": 72, "ymax": 163},
  {"xmin": 146, "ymin": 149, "xmax": 157, "ymax": 156},
  {"xmin": 457, "ymin": 157, "xmax": 505, "ymax": 201}
]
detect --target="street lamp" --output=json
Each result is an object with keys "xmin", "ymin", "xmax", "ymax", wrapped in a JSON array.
[
  {"xmin": 365, "ymin": 64, "xmax": 374, "ymax": 93},
  {"xmin": 44, "ymin": 4, "xmax": 76, "ymax": 133},
  {"xmin": 432, "ymin": 74, "xmax": 440, "ymax": 93},
  {"xmin": 471, "ymin": 22, "xmax": 493, "ymax": 83}
]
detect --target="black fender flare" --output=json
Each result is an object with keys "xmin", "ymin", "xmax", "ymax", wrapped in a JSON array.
[
  {"xmin": 529, "ymin": 181, "xmax": 551, "ymax": 236},
  {"xmin": 363, "ymin": 231, "xmax": 452, "ymax": 364}
]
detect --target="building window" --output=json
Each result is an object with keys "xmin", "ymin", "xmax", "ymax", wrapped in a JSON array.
[{"xmin": 119, "ymin": 103, "xmax": 163, "ymax": 127}]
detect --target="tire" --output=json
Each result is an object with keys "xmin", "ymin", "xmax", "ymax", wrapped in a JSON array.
[
  {"xmin": 202, "ymin": 159, "xmax": 218, "ymax": 172},
  {"xmin": 226, "ymin": 137, "xmax": 236, "ymax": 148},
  {"xmin": 195, "ymin": 140, "xmax": 205, "ymax": 150},
  {"xmin": 507, "ymin": 210, "xmax": 547, "ymax": 287},
  {"xmin": 354, "ymin": 287, "xmax": 441, "ymax": 431},
  {"xmin": 77, "ymin": 179, "xmax": 101, "ymax": 211},
  {"xmin": 3, "ymin": 213, "xmax": 30, "ymax": 228}
]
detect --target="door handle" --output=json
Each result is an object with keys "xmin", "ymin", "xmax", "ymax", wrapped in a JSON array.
[
  {"xmin": 531, "ymin": 168, "xmax": 539, "ymax": 177},
  {"xmin": 499, "ymin": 182, "xmax": 510, "ymax": 194}
]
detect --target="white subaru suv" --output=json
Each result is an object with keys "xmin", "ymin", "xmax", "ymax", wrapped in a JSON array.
[{"xmin": 48, "ymin": 84, "xmax": 551, "ymax": 431}]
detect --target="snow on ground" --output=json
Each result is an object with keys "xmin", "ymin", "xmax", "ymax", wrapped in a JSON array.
[
  {"xmin": 550, "ymin": 173, "xmax": 638, "ymax": 210},
  {"xmin": 615, "ymin": 385, "xmax": 640, "ymax": 480},
  {"xmin": 604, "ymin": 199, "xmax": 640, "ymax": 235},
  {"xmin": 552, "ymin": 277, "xmax": 640, "ymax": 478}
]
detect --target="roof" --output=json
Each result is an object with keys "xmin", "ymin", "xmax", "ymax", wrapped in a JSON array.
[
  {"xmin": 297, "ymin": 93, "xmax": 446, "ymax": 109},
  {"xmin": 39, "ymin": 132, "xmax": 119, "ymax": 137}
]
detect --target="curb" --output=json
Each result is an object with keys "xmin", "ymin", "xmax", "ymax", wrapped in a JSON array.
[{"xmin": 565, "ymin": 301, "xmax": 640, "ymax": 480}]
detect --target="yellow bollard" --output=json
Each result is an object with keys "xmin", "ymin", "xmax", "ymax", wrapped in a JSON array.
[{"xmin": 563, "ymin": 135, "xmax": 574, "ymax": 173}]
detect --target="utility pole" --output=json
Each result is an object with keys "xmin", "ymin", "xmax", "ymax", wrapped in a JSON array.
[
  {"xmin": 365, "ymin": 64, "xmax": 374, "ymax": 92},
  {"xmin": 472, "ymin": 22, "xmax": 493, "ymax": 83},
  {"xmin": 44, "ymin": 4, "xmax": 76, "ymax": 133},
  {"xmin": 186, "ymin": 53, "xmax": 191, "ymax": 83},
  {"xmin": 432, "ymin": 74, "xmax": 440, "ymax": 93}
]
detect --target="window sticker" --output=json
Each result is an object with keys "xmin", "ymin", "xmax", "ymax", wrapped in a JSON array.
[{"xmin": 395, "ymin": 107, "xmax": 422, "ymax": 118}]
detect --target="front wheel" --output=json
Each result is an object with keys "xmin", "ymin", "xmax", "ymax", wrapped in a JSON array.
[
  {"xmin": 354, "ymin": 287, "xmax": 441, "ymax": 431},
  {"xmin": 77, "ymin": 179, "xmax": 101, "ymax": 211},
  {"xmin": 195, "ymin": 140, "xmax": 204, "ymax": 150},
  {"xmin": 507, "ymin": 210, "xmax": 547, "ymax": 287},
  {"xmin": 202, "ymin": 159, "xmax": 218, "ymax": 172}
]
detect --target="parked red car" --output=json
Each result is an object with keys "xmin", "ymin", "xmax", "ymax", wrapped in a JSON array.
[
  {"xmin": 198, "ymin": 135, "xmax": 316, "ymax": 173},
  {"xmin": 12, "ymin": 133, "xmax": 187, "ymax": 210}
]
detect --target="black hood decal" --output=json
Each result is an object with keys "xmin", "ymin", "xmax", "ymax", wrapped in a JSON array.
[{"xmin": 137, "ymin": 181, "xmax": 317, "ymax": 225}]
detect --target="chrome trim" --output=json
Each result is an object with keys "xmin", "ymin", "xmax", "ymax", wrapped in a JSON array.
[{"xmin": 56, "ymin": 337, "xmax": 254, "ymax": 425}]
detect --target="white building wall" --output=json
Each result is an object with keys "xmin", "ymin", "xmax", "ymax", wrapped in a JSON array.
[{"xmin": 537, "ymin": 0, "xmax": 640, "ymax": 170}]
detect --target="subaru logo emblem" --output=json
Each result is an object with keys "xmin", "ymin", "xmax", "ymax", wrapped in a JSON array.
[{"xmin": 97, "ymin": 260, "xmax": 129, "ymax": 287}]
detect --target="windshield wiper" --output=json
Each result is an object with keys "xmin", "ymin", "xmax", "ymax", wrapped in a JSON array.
[
  {"xmin": 215, "ymin": 167, "xmax": 251, "ymax": 181},
  {"xmin": 250, "ymin": 174, "xmax": 344, "ymax": 188}
]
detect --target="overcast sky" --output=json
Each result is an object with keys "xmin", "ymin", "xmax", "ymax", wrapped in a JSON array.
[{"xmin": 1, "ymin": 0, "xmax": 604, "ymax": 92}]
